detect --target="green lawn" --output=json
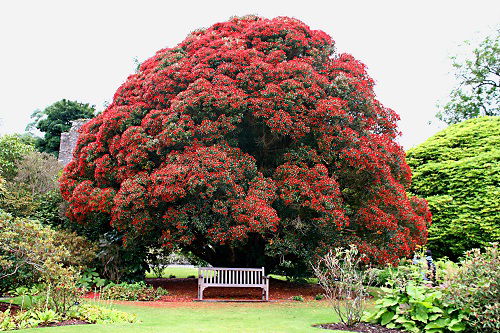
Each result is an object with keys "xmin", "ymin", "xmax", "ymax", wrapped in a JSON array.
[
  {"xmin": 19, "ymin": 301, "xmax": 356, "ymax": 333},
  {"xmin": 145, "ymin": 266, "xmax": 198, "ymax": 279}
]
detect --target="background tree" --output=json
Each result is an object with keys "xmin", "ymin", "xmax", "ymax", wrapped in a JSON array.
[
  {"xmin": 28, "ymin": 99, "xmax": 95, "ymax": 156},
  {"xmin": 407, "ymin": 116, "xmax": 500, "ymax": 260},
  {"xmin": 437, "ymin": 28, "xmax": 499, "ymax": 124},
  {"xmin": 0, "ymin": 134, "xmax": 35, "ymax": 180},
  {"xmin": 60, "ymin": 16, "xmax": 431, "ymax": 276}
]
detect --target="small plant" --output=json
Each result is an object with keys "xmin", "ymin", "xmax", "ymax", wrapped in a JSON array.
[
  {"xmin": 292, "ymin": 295, "xmax": 304, "ymax": 302},
  {"xmin": 314, "ymin": 294, "xmax": 324, "ymax": 301},
  {"xmin": 100, "ymin": 281, "xmax": 168, "ymax": 301},
  {"xmin": 312, "ymin": 245, "xmax": 375, "ymax": 327},
  {"xmin": 168, "ymin": 275, "xmax": 176, "ymax": 279},
  {"xmin": 33, "ymin": 309, "xmax": 58, "ymax": 325},
  {"xmin": 72, "ymin": 304, "xmax": 137, "ymax": 324},
  {"xmin": 77, "ymin": 268, "xmax": 109, "ymax": 289},
  {"xmin": 187, "ymin": 275, "xmax": 196, "ymax": 279}
]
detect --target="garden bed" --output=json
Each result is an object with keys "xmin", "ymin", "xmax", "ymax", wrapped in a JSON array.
[{"xmin": 84, "ymin": 277, "xmax": 324, "ymax": 302}]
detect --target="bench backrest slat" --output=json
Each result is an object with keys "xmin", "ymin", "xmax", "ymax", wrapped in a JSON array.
[{"xmin": 198, "ymin": 267, "xmax": 266, "ymax": 286}]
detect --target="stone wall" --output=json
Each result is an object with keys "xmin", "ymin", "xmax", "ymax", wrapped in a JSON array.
[{"xmin": 58, "ymin": 119, "xmax": 90, "ymax": 166}]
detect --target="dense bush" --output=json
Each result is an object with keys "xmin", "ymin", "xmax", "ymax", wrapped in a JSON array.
[
  {"xmin": 0, "ymin": 135, "xmax": 34, "ymax": 181},
  {"xmin": 366, "ymin": 244, "xmax": 499, "ymax": 332},
  {"xmin": 60, "ymin": 16, "xmax": 431, "ymax": 275},
  {"xmin": 0, "ymin": 210, "xmax": 97, "ymax": 293},
  {"xmin": 0, "ymin": 304, "xmax": 137, "ymax": 330},
  {"xmin": 100, "ymin": 281, "xmax": 168, "ymax": 301},
  {"xmin": 446, "ymin": 245, "xmax": 499, "ymax": 332},
  {"xmin": 407, "ymin": 116, "xmax": 500, "ymax": 259}
]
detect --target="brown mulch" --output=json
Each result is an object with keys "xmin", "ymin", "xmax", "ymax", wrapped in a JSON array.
[
  {"xmin": 0, "ymin": 301, "xmax": 20, "ymax": 314},
  {"xmin": 316, "ymin": 322, "xmax": 406, "ymax": 332},
  {"xmin": 41, "ymin": 319, "xmax": 90, "ymax": 327},
  {"xmin": 144, "ymin": 277, "xmax": 324, "ymax": 302}
]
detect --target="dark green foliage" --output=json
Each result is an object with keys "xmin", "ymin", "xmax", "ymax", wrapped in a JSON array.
[
  {"xmin": 407, "ymin": 117, "xmax": 500, "ymax": 259},
  {"xmin": 28, "ymin": 99, "xmax": 95, "ymax": 156},
  {"xmin": 437, "ymin": 29, "xmax": 499, "ymax": 124}
]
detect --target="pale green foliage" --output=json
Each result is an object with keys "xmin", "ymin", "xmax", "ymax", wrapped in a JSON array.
[
  {"xmin": 0, "ymin": 304, "xmax": 137, "ymax": 330},
  {"xmin": 407, "ymin": 117, "xmax": 500, "ymax": 259},
  {"xmin": 437, "ymin": 29, "xmax": 499, "ymax": 124},
  {"xmin": 0, "ymin": 135, "xmax": 34, "ymax": 180},
  {"xmin": 0, "ymin": 210, "xmax": 97, "ymax": 286}
]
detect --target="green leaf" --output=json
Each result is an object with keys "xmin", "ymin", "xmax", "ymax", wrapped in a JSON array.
[
  {"xmin": 381, "ymin": 311, "xmax": 395, "ymax": 325},
  {"xmin": 449, "ymin": 321, "xmax": 466, "ymax": 332},
  {"xmin": 412, "ymin": 305, "xmax": 429, "ymax": 323},
  {"xmin": 425, "ymin": 318, "xmax": 450, "ymax": 329},
  {"xmin": 380, "ymin": 298, "xmax": 399, "ymax": 307}
]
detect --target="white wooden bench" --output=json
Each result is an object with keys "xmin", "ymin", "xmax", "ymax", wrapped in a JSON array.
[{"xmin": 197, "ymin": 267, "xmax": 269, "ymax": 301}]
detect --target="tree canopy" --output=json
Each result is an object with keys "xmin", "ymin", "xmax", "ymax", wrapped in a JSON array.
[
  {"xmin": 28, "ymin": 99, "xmax": 95, "ymax": 156},
  {"xmin": 437, "ymin": 29, "xmax": 499, "ymax": 124},
  {"xmin": 407, "ymin": 116, "xmax": 500, "ymax": 259},
  {"xmin": 60, "ymin": 16, "xmax": 431, "ymax": 274}
]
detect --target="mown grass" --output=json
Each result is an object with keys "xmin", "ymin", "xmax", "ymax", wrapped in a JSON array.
[
  {"xmin": 145, "ymin": 266, "xmax": 198, "ymax": 279},
  {"xmin": 20, "ymin": 301, "xmax": 355, "ymax": 333}
]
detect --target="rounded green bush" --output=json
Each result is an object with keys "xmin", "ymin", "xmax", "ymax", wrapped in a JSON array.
[{"xmin": 407, "ymin": 116, "xmax": 500, "ymax": 259}]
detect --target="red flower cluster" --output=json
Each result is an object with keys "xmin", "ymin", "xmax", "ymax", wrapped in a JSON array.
[{"xmin": 60, "ymin": 16, "xmax": 431, "ymax": 267}]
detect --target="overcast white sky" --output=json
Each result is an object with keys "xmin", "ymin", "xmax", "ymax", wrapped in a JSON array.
[{"xmin": 0, "ymin": 0, "xmax": 498, "ymax": 149}]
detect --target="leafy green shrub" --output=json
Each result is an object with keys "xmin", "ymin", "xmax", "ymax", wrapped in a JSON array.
[
  {"xmin": 314, "ymin": 294, "xmax": 325, "ymax": 300},
  {"xmin": 446, "ymin": 244, "xmax": 499, "ymax": 332},
  {"xmin": 407, "ymin": 116, "xmax": 500, "ymax": 260},
  {"xmin": 0, "ymin": 303, "xmax": 136, "ymax": 330},
  {"xmin": 70, "ymin": 304, "xmax": 137, "ymax": 324},
  {"xmin": 77, "ymin": 268, "xmax": 108, "ymax": 290},
  {"xmin": 0, "ymin": 210, "xmax": 97, "ymax": 293},
  {"xmin": 100, "ymin": 282, "xmax": 168, "ymax": 301},
  {"xmin": 0, "ymin": 135, "xmax": 34, "ymax": 181},
  {"xmin": 365, "ymin": 282, "xmax": 466, "ymax": 332},
  {"xmin": 292, "ymin": 295, "xmax": 304, "ymax": 302}
]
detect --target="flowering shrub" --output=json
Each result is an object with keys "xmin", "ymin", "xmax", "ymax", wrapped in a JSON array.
[{"xmin": 60, "ymin": 16, "xmax": 431, "ymax": 272}]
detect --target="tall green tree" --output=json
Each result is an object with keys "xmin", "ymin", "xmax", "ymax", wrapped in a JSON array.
[
  {"xmin": 437, "ymin": 29, "xmax": 499, "ymax": 124},
  {"xmin": 28, "ymin": 99, "xmax": 95, "ymax": 156}
]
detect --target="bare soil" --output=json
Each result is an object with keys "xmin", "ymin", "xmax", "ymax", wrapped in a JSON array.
[{"xmin": 0, "ymin": 301, "xmax": 20, "ymax": 314}]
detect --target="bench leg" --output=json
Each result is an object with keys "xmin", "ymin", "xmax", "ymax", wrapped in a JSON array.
[{"xmin": 198, "ymin": 286, "xmax": 205, "ymax": 300}]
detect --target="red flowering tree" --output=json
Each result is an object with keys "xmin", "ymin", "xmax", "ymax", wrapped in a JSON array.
[{"xmin": 60, "ymin": 16, "xmax": 431, "ymax": 275}]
